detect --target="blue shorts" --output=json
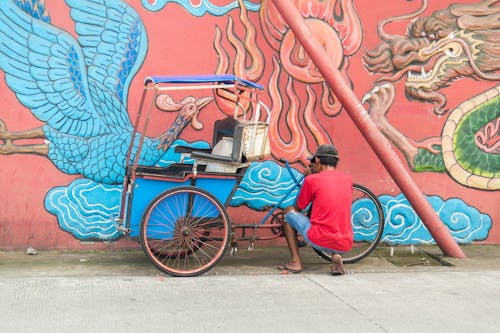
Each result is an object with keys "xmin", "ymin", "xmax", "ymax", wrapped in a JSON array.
[{"xmin": 285, "ymin": 211, "xmax": 343, "ymax": 254}]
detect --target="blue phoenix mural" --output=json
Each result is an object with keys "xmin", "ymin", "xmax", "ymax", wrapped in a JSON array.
[{"xmin": 0, "ymin": 0, "xmax": 215, "ymax": 184}]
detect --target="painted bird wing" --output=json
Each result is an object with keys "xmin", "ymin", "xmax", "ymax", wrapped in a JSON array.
[
  {"xmin": 65, "ymin": 0, "xmax": 148, "ymax": 113},
  {"xmin": 0, "ymin": 0, "xmax": 148, "ymax": 137},
  {"xmin": 0, "ymin": 0, "xmax": 104, "ymax": 137}
]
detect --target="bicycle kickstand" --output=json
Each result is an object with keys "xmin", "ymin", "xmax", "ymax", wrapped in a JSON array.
[
  {"xmin": 230, "ymin": 232, "xmax": 238, "ymax": 256},
  {"xmin": 248, "ymin": 227, "xmax": 257, "ymax": 252}
]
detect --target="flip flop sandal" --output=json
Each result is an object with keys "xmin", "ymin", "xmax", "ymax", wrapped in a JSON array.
[
  {"xmin": 330, "ymin": 268, "xmax": 346, "ymax": 276},
  {"xmin": 276, "ymin": 264, "xmax": 302, "ymax": 274},
  {"xmin": 331, "ymin": 255, "xmax": 345, "ymax": 275}
]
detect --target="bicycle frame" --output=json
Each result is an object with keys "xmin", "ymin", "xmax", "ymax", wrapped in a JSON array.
[
  {"xmin": 116, "ymin": 74, "xmax": 383, "ymax": 277},
  {"xmin": 229, "ymin": 160, "xmax": 304, "ymax": 250}
]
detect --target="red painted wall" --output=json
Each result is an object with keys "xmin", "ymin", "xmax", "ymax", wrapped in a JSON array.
[{"xmin": 0, "ymin": 0, "xmax": 498, "ymax": 249}]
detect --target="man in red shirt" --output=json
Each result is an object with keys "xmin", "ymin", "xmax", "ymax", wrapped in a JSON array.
[{"xmin": 278, "ymin": 144, "xmax": 353, "ymax": 275}]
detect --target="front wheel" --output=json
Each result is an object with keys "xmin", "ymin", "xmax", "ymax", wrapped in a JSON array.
[
  {"xmin": 140, "ymin": 186, "xmax": 231, "ymax": 277},
  {"xmin": 313, "ymin": 184, "xmax": 384, "ymax": 264}
]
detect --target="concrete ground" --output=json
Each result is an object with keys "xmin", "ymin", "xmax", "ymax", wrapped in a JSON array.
[
  {"xmin": 1, "ymin": 244, "xmax": 500, "ymax": 332},
  {"xmin": 2, "ymin": 244, "xmax": 499, "ymax": 277}
]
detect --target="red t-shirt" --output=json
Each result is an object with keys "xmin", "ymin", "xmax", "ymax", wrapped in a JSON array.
[{"xmin": 296, "ymin": 170, "xmax": 353, "ymax": 252}]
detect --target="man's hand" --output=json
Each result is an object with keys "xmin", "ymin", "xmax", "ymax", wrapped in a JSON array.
[{"xmin": 304, "ymin": 162, "xmax": 317, "ymax": 175}]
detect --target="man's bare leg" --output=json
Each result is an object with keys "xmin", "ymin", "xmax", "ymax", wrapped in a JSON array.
[{"xmin": 281, "ymin": 221, "xmax": 303, "ymax": 272}]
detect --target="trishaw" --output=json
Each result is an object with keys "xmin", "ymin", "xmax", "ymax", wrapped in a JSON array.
[{"xmin": 117, "ymin": 75, "xmax": 384, "ymax": 277}]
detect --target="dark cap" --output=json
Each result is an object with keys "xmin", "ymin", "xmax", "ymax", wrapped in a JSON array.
[{"xmin": 308, "ymin": 144, "xmax": 338, "ymax": 161}]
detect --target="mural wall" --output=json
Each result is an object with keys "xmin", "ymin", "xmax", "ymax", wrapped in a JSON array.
[{"xmin": 0, "ymin": 0, "xmax": 497, "ymax": 249}]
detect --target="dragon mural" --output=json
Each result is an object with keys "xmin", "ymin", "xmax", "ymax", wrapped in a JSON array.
[
  {"xmin": 362, "ymin": 0, "xmax": 499, "ymax": 190},
  {"xmin": 210, "ymin": 0, "xmax": 492, "ymax": 245}
]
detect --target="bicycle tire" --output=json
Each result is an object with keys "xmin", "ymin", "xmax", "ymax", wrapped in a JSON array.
[
  {"xmin": 140, "ymin": 186, "xmax": 231, "ymax": 277},
  {"xmin": 313, "ymin": 184, "xmax": 384, "ymax": 264}
]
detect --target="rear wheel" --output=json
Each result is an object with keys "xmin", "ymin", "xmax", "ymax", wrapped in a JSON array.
[
  {"xmin": 140, "ymin": 186, "xmax": 231, "ymax": 277},
  {"xmin": 313, "ymin": 184, "xmax": 384, "ymax": 264}
]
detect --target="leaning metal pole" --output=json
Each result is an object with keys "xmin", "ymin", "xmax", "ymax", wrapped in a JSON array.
[{"xmin": 270, "ymin": 0, "xmax": 465, "ymax": 258}]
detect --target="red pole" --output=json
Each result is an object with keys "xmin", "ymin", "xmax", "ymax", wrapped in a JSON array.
[{"xmin": 270, "ymin": 0, "xmax": 465, "ymax": 258}]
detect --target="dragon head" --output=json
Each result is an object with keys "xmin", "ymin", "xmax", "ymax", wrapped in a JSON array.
[{"xmin": 363, "ymin": 0, "xmax": 500, "ymax": 114}]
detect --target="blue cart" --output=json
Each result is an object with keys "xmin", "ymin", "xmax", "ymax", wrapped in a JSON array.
[{"xmin": 117, "ymin": 75, "xmax": 272, "ymax": 276}]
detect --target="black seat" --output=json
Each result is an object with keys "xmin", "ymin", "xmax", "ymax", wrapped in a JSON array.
[
  {"xmin": 175, "ymin": 117, "xmax": 245, "ymax": 165},
  {"xmin": 213, "ymin": 117, "xmax": 238, "ymax": 144},
  {"xmin": 212, "ymin": 117, "xmax": 244, "ymax": 162},
  {"xmin": 173, "ymin": 117, "xmax": 237, "ymax": 157}
]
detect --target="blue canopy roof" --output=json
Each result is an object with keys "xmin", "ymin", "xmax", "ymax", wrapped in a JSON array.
[{"xmin": 144, "ymin": 74, "xmax": 264, "ymax": 90}]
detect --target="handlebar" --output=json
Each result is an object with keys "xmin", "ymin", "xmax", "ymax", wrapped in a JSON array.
[{"xmin": 279, "ymin": 158, "xmax": 304, "ymax": 187}]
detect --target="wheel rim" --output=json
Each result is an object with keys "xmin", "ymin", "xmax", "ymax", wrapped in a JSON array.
[
  {"xmin": 343, "ymin": 184, "xmax": 384, "ymax": 263},
  {"xmin": 141, "ymin": 187, "xmax": 230, "ymax": 276},
  {"xmin": 313, "ymin": 184, "xmax": 384, "ymax": 264}
]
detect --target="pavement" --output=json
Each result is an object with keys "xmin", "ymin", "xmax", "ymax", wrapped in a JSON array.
[
  {"xmin": 1, "ymin": 244, "xmax": 500, "ymax": 332},
  {"xmin": 2, "ymin": 243, "xmax": 500, "ymax": 277}
]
